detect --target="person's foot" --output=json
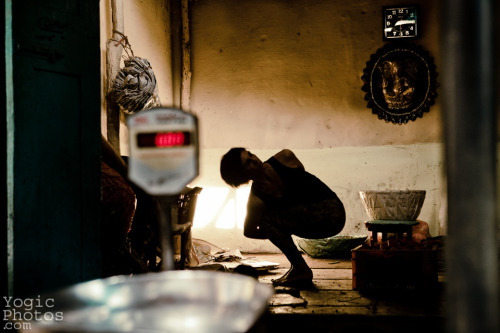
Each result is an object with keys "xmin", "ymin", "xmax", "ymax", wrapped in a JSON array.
[{"xmin": 272, "ymin": 264, "xmax": 313, "ymax": 287}]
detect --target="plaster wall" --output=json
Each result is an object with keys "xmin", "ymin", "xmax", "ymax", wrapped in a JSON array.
[
  {"xmin": 100, "ymin": 0, "xmax": 173, "ymax": 146},
  {"xmin": 189, "ymin": 0, "xmax": 442, "ymax": 149},
  {"xmin": 187, "ymin": 0, "xmax": 444, "ymax": 252},
  {"xmin": 190, "ymin": 144, "xmax": 445, "ymax": 253},
  {"xmin": 99, "ymin": 0, "xmax": 446, "ymax": 253}
]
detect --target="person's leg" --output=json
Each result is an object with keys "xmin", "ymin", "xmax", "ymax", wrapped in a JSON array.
[
  {"xmin": 258, "ymin": 199, "xmax": 345, "ymax": 286},
  {"xmin": 291, "ymin": 199, "xmax": 346, "ymax": 239},
  {"xmin": 261, "ymin": 214, "xmax": 313, "ymax": 286},
  {"xmin": 268, "ymin": 233, "xmax": 313, "ymax": 285}
]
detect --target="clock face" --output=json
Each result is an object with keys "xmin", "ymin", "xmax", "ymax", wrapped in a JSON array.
[{"xmin": 383, "ymin": 6, "xmax": 419, "ymax": 40}]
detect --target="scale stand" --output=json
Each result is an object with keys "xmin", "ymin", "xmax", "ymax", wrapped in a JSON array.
[
  {"xmin": 127, "ymin": 108, "xmax": 199, "ymax": 270},
  {"xmin": 155, "ymin": 195, "xmax": 176, "ymax": 270}
]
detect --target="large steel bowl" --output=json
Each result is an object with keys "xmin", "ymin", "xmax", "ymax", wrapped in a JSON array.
[{"xmin": 11, "ymin": 270, "xmax": 274, "ymax": 333}]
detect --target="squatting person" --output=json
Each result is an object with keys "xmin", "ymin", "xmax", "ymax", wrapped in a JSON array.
[{"xmin": 220, "ymin": 148, "xmax": 346, "ymax": 287}]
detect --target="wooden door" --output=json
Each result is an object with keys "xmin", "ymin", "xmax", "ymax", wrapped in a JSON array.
[{"xmin": 11, "ymin": 0, "xmax": 101, "ymax": 296}]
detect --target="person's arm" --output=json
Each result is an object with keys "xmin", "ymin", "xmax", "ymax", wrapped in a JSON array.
[
  {"xmin": 274, "ymin": 149, "xmax": 305, "ymax": 170},
  {"xmin": 243, "ymin": 191, "xmax": 267, "ymax": 239}
]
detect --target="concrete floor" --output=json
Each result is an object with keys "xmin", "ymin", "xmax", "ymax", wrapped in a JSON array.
[{"xmin": 247, "ymin": 253, "xmax": 446, "ymax": 333}]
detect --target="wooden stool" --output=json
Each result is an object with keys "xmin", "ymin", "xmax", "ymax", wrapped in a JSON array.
[{"xmin": 364, "ymin": 220, "xmax": 419, "ymax": 243}]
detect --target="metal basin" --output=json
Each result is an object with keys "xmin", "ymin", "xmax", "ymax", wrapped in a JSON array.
[
  {"xmin": 12, "ymin": 270, "xmax": 274, "ymax": 333},
  {"xmin": 297, "ymin": 235, "xmax": 367, "ymax": 258}
]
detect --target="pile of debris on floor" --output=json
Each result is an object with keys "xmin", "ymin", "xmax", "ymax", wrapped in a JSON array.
[{"xmin": 183, "ymin": 239, "xmax": 280, "ymax": 275}]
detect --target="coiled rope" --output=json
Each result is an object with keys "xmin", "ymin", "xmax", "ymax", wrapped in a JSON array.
[{"xmin": 112, "ymin": 31, "xmax": 160, "ymax": 114}]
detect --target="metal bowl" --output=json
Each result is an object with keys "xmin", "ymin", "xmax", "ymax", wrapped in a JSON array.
[
  {"xmin": 297, "ymin": 235, "xmax": 367, "ymax": 258},
  {"xmin": 359, "ymin": 190, "xmax": 426, "ymax": 221},
  {"xmin": 12, "ymin": 270, "xmax": 274, "ymax": 333}
]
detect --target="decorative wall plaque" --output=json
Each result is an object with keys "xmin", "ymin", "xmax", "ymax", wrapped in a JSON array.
[{"xmin": 361, "ymin": 43, "xmax": 438, "ymax": 124}]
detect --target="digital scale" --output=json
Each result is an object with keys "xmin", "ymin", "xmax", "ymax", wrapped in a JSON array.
[
  {"xmin": 127, "ymin": 107, "xmax": 199, "ymax": 270},
  {"xmin": 128, "ymin": 107, "xmax": 199, "ymax": 195}
]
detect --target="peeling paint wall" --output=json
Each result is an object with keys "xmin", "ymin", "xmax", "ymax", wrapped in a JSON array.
[{"xmin": 191, "ymin": 144, "xmax": 444, "ymax": 253}]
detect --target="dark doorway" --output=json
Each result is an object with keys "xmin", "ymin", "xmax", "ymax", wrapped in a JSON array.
[{"xmin": 8, "ymin": 0, "xmax": 101, "ymax": 296}]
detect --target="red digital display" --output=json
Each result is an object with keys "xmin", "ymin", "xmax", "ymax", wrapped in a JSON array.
[{"xmin": 137, "ymin": 131, "xmax": 191, "ymax": 148}]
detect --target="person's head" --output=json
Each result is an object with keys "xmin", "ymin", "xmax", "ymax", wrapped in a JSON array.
[{"xmin": 220, "ymin": 148, "xmax": 249, "ymax": 188}]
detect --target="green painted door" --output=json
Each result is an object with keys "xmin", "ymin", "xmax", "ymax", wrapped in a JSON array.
[{"xmin": 11, "ymin": 0, "xmax": 101, "ymax": 296}]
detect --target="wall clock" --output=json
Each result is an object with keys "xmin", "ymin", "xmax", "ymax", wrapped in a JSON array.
[
  {"xmin": 383, "ymin": 6, "xmax": 419, "ymax": 40},
  {"xmin": 361, "ymin": 43, "xmax": 438, "ymax": 124}
]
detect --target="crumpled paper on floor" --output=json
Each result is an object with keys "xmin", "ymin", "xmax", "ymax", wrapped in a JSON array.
[{"xmin": 192, "ymin": 239, "xmax": 279, "ymax": 271}]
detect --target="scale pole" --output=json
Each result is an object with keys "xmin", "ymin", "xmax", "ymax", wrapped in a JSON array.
[{"xmin": 156, "ymin": 195, "xmax": 175, "ymax": 271}]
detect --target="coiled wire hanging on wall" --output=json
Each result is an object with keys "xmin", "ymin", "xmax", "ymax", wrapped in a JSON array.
[{"xmin": 112, "ymin": 31, "xmax": 161, "ymax": 115}]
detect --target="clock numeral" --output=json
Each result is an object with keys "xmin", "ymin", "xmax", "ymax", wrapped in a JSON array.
[{"xmin": 386, "ymin": 21, "xmax": 391, "ymax": 26}]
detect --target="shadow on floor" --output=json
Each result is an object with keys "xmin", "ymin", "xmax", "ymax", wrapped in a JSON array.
[{"xmin": 247, "ymin": 253, "xmax": 445, "ymax": 333}]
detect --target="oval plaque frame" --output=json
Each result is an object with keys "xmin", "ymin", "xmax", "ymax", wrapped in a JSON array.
[{"xmin": 361, "ymin": 43, "xmax": 438, "ymax": 124}]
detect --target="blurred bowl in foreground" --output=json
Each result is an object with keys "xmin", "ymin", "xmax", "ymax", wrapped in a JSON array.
[{"xmin": 11, "ymin": 270, "xmax": 274, "ymax": 333}]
